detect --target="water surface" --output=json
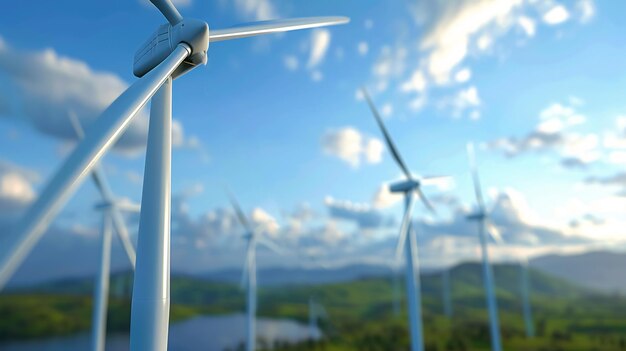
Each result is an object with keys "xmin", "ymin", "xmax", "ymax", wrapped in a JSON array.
[{"xmin": 0, "ymin": 313, "xmax": 318, "ymax": 351}]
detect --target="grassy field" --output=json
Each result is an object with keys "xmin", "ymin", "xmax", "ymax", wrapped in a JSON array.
[{"xmin": 2, "ymin": 262, "xmax": 626, "ymax": 350}]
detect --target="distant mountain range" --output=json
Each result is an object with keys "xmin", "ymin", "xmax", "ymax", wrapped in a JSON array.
[
  {"xmin": 531, "ymin": 250, "xmax": 626, "ymax": 294},
  {"xmin": 200, "ymin": 250, "xmax": 626, "ymax": 294},
  {"xmin": 12, "ymin": 250, "xmax": 626, "ymax": 295}
]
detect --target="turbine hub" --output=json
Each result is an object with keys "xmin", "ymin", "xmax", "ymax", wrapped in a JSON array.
[
  {"xmin": 466, "ymin": 211, "xmax": 486, "ymax": 221},
  {"xmin": 134, "ymin": 18, "xmax": 209, "ymax": 78},
  {"xmin": 388, "ymin": 179, "xmax": 419, "ymax": 193},
  {"xmin": 94, "ymin": 201, "xmax": 115, "ymax": 211}
]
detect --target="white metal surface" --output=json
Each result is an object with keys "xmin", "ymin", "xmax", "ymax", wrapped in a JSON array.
[
  {"xmin": 246, "ymin": 238, "xmax": 257, "ymax": 351},
  {"xmin": 521, "ymin": 261, "xmax": 535, "ymax": 338},
  {"xmin": 130, "ymin": 77, "xmax": 173, "ymax": 351},
  {"xmin": 478, "ymin": 220, "xmax": 502, "ymax": 351},
  {"xmin": 68, "ymin": 113, "xmax": 137, "ymax": 268},
  {"xmin": 91, "ymin": 212, "xmax": 113, "ymax": 351},
  {"xmin": 404, "ymin": 196, "xmax": 424, "ymax": 351},
  {"xmin": 209, "ymin": 17, "xmax": 349, "ymax": 42},
  {"xmin": 442, "ymin": 268, "xmax": 452, "ymax": 318}
]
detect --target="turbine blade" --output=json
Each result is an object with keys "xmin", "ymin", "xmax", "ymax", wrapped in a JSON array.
[
  {"xmin": 467, "ymin": 143, "xmax": 486, "ymax": 211},
  {"xmin": 68, "ymin": 115, "xmax": 137, "ymax": 267},
  {"xmin": 416, "ymin": 187, "xmax": 436, "ymax": 214},
  {"xmin": 257, "ymin": 236, "xmax": 283, "ymax": 255},
  {"xmin": 395, "ymin": 194, "xmax": 415, "ymax": 260},
  {"xmin": 109, "ymin": 206, "xmax": 137, "ymax": 268},
  {"xmin": 361, "ymin": 87, "xmax": 412, "ymax": 179},
  {"xmin": 0, "ymin": 44, "xmax": 189, "ymax": 290},
  {"xmin": 149, "ymin": 0, "xmax": 183, "ymax": 26},
  {"xmin": 67, "ymin": 110, "xmax": 85, "ymax": 139},
  {"xmin": 420, "ymin": 176, "xmax": 452, "ymax": 187},
  {"xmin": 209, "ymin": 17, "xmax": 349, "ymax": 42},
  {"xmin": 114, "ymin": 200, "xmax": 142, "ymax": 213},
  {"xmin": 226, "ymin": 189, "xmax": 254, "ymax": 233},
  {"xmin": 485, "ymin": 219, "xmax": 503, "ymax": 244}
]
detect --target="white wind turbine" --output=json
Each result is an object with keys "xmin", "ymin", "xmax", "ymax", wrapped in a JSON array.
[
  {"xmin": 439, "ymin": 239, "xmax": 453, "ymax": 318},
  {"xmin": 0, "ymin": 1, "xmax": 348, "ymax": 349},
  {"xmin": 68, "ymin": 113, "xmax": 140, "ymax": 351},
  {"xmin": 228, "ymin": 191, "xmax": 283, "ymax": 351},
  {"xmin": 362, "ymin": 87, "xmax": 448, "ymax": 351},
  {"xmin": 466, "ymin": 142, "xmax": 503, "ymax": 351},
  {"xmin": 308, "ymin": 296, "xmax": 328, "ymax": 340},
  {"xmin": 520, "ymin": 256, "xmax": 534, "ymax": 338}
]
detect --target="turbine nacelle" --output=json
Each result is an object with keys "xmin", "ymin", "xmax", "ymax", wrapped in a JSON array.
[
  {"xmin": 389, "ymin": 179, "xmax": 420, "ymax": 193},
  {"xmin": 94, "ymin": 201, "xmax": 115, "ymax": 211},
  {"xmin": 466, "ymin": 211, "xmax": 486, "ymax": 221},
  {"xmin": 134, "ymin": 18, "xmax": 209, "ymax": 79}
]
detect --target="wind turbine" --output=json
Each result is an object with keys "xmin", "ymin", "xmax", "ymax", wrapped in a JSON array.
[
  {"xmin": 520, "ymin": 256, "xmax": 534, "ymax": 338},
  {"xmin": 466, "ymin": 142, "xmax": 503, "ymax": 351},
  {"xmin": 441, "ymin": 265, "xmax": 453, "ymax": 318},
  {"xmin": 362, "ymin": 87, "xmax": 447, "ymax": 351},
  {"xmin": 308, "ymin": 296, "xmax": 328, "ymax": 340},
  {"xmin": 228, "ymin": 191, "xmax": 282, "ymax": 351},
  {"xmin": 0, "ymin": 1, "xmax": 348, "ymax": 349},
  {"xmin": 438, "ymin": 238, "xmax": 453, "ymax": 318},
  {"xmin": 68, "ymin": 113, "xmax": 140, "ymax": 351},
  {"xmin": 390, "ymin": 261, "xmax": 401, "ymax": 317}
]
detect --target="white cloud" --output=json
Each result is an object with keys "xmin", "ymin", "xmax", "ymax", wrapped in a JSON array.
[
  {"xmin": 321, "ymin": 127, "xmax": 384, "ymax": 167},
  {"xmin": 372, "ymin": 183, "xmax": 402, "ymax": 209},
  {"xmin": 518, "ymin": 15, "xmax": 536, "ymax": 36},
  {"xmin": 223, "ymin": 0, "xmax": 277, "ymax": 21},
  {"xmin": 307, "ymin": 29, "xmax": 331, "ymax": 69},
  {"xmin": 358, "ymin": 41, "xmax": 369, "ymax": 56},
  {"xmin": 543, "ymin": 5, "xmax": 570, "ymax": 25},
  {"xmin": 380, "ymin": 103, "xmax": 393, "ymax": 118},
  {"xmin": 454, "ymin": 68, "xmax": 472, "ymax": 83},
  {"xmin": 311, "ymin": 70, "xmax": 323, "ymax": 82},
  {"xmin": 372, "ymin": 46, "xmax": 408, "ymax": 93},
  {"xmin": 283, "ymin": 55, "xmax": 299, "ymax": 71},
  {"xmin": 250, "ymin": 207, "xmax": 280, "ymax": 236},
  {"xmin": 419, "ymin": 0, "xmax": 527, "ymax": 84},
  {"xmin": 325, "ymin": 196, "xmax": 394, "ymax": 229},
  {"xmin": 489, "ymin": 100, "xmax": 601, "ymax": 167},
  {"xmin": 0, "ymin": 160, "xmax": 37, "ymax": 218},
  {"xmin": 445, "ymin": 86, "xmax": 481, "ymax": 118},
  {"xmin": 0, "ymin": 38, "xmax": 193, "ymax": 157},
  {"xmin": 577, "ymin": 0, "xmax": 595, "ymax": 23},
  {"xmin": 401, "ymin": 69, "xmax": 427, "ymax": 93}
]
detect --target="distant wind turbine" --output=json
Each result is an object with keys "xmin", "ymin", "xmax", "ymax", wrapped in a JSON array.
[
  {"xmin": 68, "ymin": 114, "xmax": 140, "ymax": 351},
  {"xmin": 362, "ymin": 87, "xmax": 449, "ymax": 351},
  {"xmin": 389, "ymin": 261, "xmax": 402, "ymax": 318},
  {"xmin": 309, "ymin": 296, "xmax": 328, "ymax": 340},
  {"xmin": 520, "ymin": 257, "xmax": 535, "ymax": 338},
  {"xmin": 466, "ymin": 142, "xmax": 503, "ymax": 351},
  {"xmin": 439, "ymin": 238, "xmax": 454, "ymax": 318},
  {"xmin": 0, "ymin": 0, "xmax": 348, "ymax": 348},
  {"xmin": 441, "ymin": 266, "xmax": 453, "ymax": 318},
  {"xmin": 228, "ymin": 191, "xmax": 283, "ymax": 351}
]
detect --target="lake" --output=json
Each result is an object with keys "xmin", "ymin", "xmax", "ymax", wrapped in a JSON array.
[{"xmin": 0, "ymin": 313, "xmax": 319, "ymax": 351}]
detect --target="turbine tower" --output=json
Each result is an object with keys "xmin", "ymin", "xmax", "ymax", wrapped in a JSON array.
[
  {"xmin": 438, "ymin": 238, "xmax": 453, "ymax": 318},
  {"xmin": 441, "ymin": 266, "xmax": 453, "ymax": 318},
  {"xmin": 520, "ymin": 256, "xmax": 535, "ymax": 338},
  {"xmin": 228, "ymin": 191, "xmax": 282, "ymax": 351},
  {"xmin": 68, "ymin": 114, "xmax": 140, "ymax": 351},
  {"xmin": 362, "ymin": 87, "xmax": 447, "ymax": 351},
  {"xmin": 308, "ymin": 296, "xmax": 328, "ymax": 340},
  {"xmin": 466, "ymin": 142, "xmax": 503, "ymax": 351},
  {"xmin": 0, "ymin": 1, "xmax": 348, "ymax": 349}
]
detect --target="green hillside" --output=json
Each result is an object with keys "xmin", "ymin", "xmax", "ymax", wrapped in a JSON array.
[{"xmin": 2, "ymin": 262, "xmax": 626, "ymax": 351}]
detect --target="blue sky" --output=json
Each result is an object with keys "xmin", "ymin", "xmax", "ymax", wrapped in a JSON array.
[{"xmin": 0, "ymin": 0, "xmax": 625, "ymax": 284}]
